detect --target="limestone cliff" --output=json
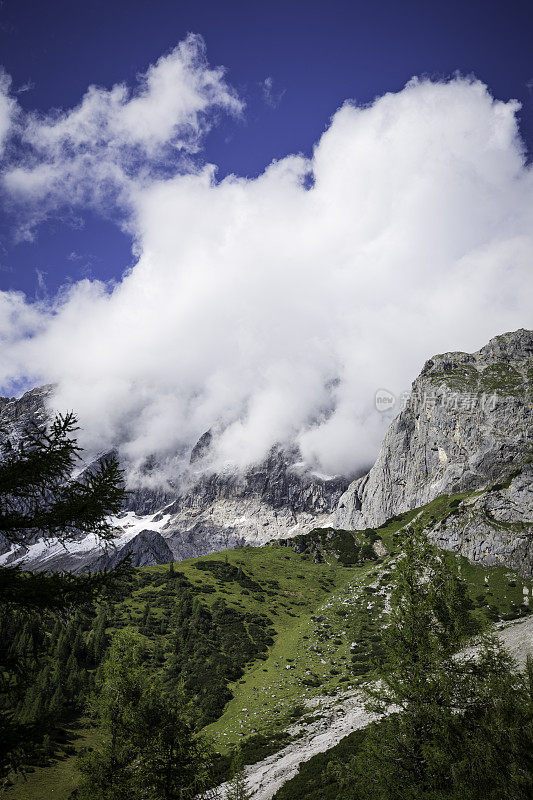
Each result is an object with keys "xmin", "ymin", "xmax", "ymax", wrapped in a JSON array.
[{"xmin": 336, "ymin": 328, "xmax": 532, "ymax": 530}]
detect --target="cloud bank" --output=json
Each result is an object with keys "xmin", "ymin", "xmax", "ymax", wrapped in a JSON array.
[{"xmin": 0, "ymin": 41, "xmax": 532, "ymax": 482}]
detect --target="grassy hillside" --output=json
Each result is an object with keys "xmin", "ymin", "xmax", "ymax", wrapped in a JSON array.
[{"xmin": 6, "ymin": 495, "xmax": 532, "ymax": 799}]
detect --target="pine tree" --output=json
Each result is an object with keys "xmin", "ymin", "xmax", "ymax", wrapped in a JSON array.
[
  {"xmin": 0, "ymin": 413, "xmax": 128, "ymax": 777},
  {"xmin": 48, "ymin": 684, "xmax": 65, "ymax": 719},
  {"xmin": 92, "ymin": 606, "xmax": 109, "ymax": 664},
  {"xmin": 344, "ymin": 527, "xmax": 533, "ymax": 799},
  {"xmin": 132, "ymin": 681, "xmax": 215, "ymax": 800},
  {"xmin": 140, "ymin": 602, "xmax": 151, "ymax": 634},
  {"xmin": 77, "ymin": 629, "xmax": 146, "ymax": 800},
  {"xmin": 226, "ymin": 747, "xmax": 252, "ymax": 800},
  {"xmin": 78, "ymin": 629, "xmax": 215, "ymax": 800}
]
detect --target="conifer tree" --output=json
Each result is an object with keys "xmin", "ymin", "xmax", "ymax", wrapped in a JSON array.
[
  {"xmin": 140, "ymin": 602, "xmax": 151, "ymax": 634},
  {"xmin": 78, "ymin": 629, "xmax": 216, "ymax": 800},
  {"xmin": 343, "ymin": 527, "xmax": 533, "ymax": 799},
  {"xmin": 226, "ymin": 747, "xmax": 252, "ymax": 800},
  {"xmin": 0, "ymin": 413, "xmax": 127, "ymax": 779},
  {"xmin": 92, "ymin": 606, "xmax": 109, "ymax": 664},
  {"xmin": 48, "ymin": 684, "xmax": 65, "ymax": 719},
  {"xmin": 41, "ymin": 734, "xmax": 54, "ymax": 762}
]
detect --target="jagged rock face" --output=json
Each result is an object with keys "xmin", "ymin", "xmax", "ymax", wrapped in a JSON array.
[
  {"xmin": 129, "ymin": 446, "xmax": 350, "ymax": 565},
  {"xmin": 129, "ymin": 445, "xmax": 348, "ymax": 517},
  {"xmin": 429, "ymin": 464, "xmax": 533, "ymax": 577},
  {"xmin": 0, "ymin": 388, "xmax": 349, "ymax": 571},
  {"xmin": 336, "ymin": 328, "xmax": 533, "ymax": 531},
  {"xmin": 94, "ymin": 530, "xmax": 174, "ymax": 570},
  {"xmin": 2, "ymin": 329, "xmax": 530, "ymax": 574},
  {"xmin": 0, "ymin": 385, "xmax": 52, "ymax": 442}
]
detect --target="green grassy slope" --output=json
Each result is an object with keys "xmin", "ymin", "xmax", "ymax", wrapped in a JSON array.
[{"xmin": 6, "ymin": 497, "xmax": 532, "ymax": 799}]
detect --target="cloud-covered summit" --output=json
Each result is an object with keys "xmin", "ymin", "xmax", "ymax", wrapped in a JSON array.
[{"xmin": 0, "ymin": 40, "xmax": 531, "ymax": 482}]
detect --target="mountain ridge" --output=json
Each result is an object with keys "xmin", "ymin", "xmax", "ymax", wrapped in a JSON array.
[{"xmin": 0, "ymin": 328, "xmax": 531, "ymax": 574}]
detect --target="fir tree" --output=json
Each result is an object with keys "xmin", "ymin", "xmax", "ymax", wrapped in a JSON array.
[
  {"xmin": 342, "ymin": 527, "xmax": 533, "ymax": 799},
  {"xmin": 140, "ymin": 602, "xmax": 151, "ymax": 634},
  {"xmin": 78, "ymin": 629, "xmax": 215, "ymax": 800},
  {"xmin": 226, "ymin": 747, "xmax": 252, "ymax": 800},
  {"xmin": 48, "ymin": 684, "xmax": 65, "ymax": 720},
  {"xmin": 92, "ymin": 606, "xmax": 109, "ymax": 664},
  {"xmin": 0, "ymin": 413, "xmax": 127, "ymax": 778}
]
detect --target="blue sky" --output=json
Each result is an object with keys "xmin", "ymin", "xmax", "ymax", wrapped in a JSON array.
[
  {"xmin": 0, "ymin": 0, "xmax": 531, "ymax": 476},
  {"xmin": 1, "ymin": 0, "xmax": 533, "ymax": 297}
]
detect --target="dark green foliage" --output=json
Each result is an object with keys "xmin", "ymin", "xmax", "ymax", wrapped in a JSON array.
[
  {"xmin": 226, "ymin": 747, "xmax": 252, "ymax": 800},
  {"xmin": 78, "ymin": 629, "xmax": 216, "ymax": 800},
  {"xmin": 0, "ymin": 413, "xmax": 124, "ymax": 546},
  {"xmin": 273, "ymin": 728, "xmax": 367, "ymax": 800},
  {"xmin": 275, "ymin": 531, "xmax": 533, "ymax": 800},
  {"xmin": 194, "ymin": 559, "xmax": 263, "ymax": 592},
  {"xmin": 0, "ymin": 413, "xmax": 127, "ymax": 780},
  {"xmin": 240, "ymin": 732, "xmax": 291, "ymax": 765},
  {"xmin": 340, "ymin": 529, "xmax": 532, "ymax": 799},
  {"xmin": 277, "ymin": 528, "xmax": 383, "ymax": 566},
  {"xmin": 165, "ymin": 589, "xmax": 274, "ymax": 726}
]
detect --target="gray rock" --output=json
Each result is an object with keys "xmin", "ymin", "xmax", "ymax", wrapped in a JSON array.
[
  {"xmin": 0, "ymin": 391, "xmax": 349, "ymax": 571},
  {"xmin": 190, "ymin": 430, "xmax": 212, "ymax": 463},
  {"xmin": 337, "ymin": 328, "xmax": 533, "ymax": 531},
  {"xmin": 429, "ymin": 464, "xmax": 533, "ymax": 577},
  {"xmin": 93, "ymin": 529, "xmax": 174, "ymax": 570}
]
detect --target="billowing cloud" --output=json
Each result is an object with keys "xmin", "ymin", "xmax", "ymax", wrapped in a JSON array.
[
  {"xmin": 0, "ymin": 57, "xmax": 532, "ymax": 482},
  {"xmin": 2, "ymin": 34, "xmax": 242, "ymax": 237}
]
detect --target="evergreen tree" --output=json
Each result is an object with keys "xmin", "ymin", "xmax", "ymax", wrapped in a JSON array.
[
  {"xmin": 48, "ymin": 684, "xmax": 65, "ymax": 719},
  {"xmin": 78, "ymin": 629, "xmax": 216, "ymax": 800},
  {"xmin": 0, "ymin": 412, "xmax": 124, "ymax": 548},
  {"xmin": 132, "ymin": 681, "xmax": 215, "ymax": 800},
  {"xmin": 92, "ymin": 606, "xmax": 109, "ymax": 664},
  {"xmin": 140, "ymin": 602, "xmax": 151, "ymax": 634},
  {"xmin": 342, "ymin": 527, "xmax": 533, "ymax": 799},
  {"xmin": 0, "ymin": 412, "xmax": 127, "ymax": 779},
  {"xmin": 226, "ymin": 747, "xmax": 252, "ymax": 800},
  {"xmin": 78, "ymin": 629, "xmax": 146, "ymax": 800},
  {"xmin": 41, "ymin": 734, "xmax": 54, "ymax": 762}
]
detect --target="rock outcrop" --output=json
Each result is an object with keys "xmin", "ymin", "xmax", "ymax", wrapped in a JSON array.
[
  {"xmin": 337, "ymin": 329, "xmax": 532, "ymax": 530},
  {"xmin": 93, "ymin": 529, "xmax": 174, "ymax": 570},
  {"xmin": 429, "ymin": 464, "xmax": 533, "ymax": 576}
]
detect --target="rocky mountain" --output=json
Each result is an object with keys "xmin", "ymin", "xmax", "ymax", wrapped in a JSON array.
[
  {"xmin": 93, "ymin": 529, "xmax": 174, "ymax": 570},
  {"xmin": 0, "ymin": 388, "xmax": 349, "ymax": 571},
  {"xmin": 1, "ymin": 328, "xmax": 531, "ymax": 574},
  {"xmin": 337, "ymin": 329, "xmax": 532, "ymax": 527},
  {"xmin": 428, "ymin": 464, "xmax": 533, "ymax": 577},
  {"xmin": 336, "ymin": 328, "xmax": 532, "ymax": 574}
]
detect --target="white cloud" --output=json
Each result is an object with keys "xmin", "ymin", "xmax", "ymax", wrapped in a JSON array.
[
  {"xmin": 0, "ymin": 62, "xmax": 532, "ymax": 482},
  {"xmin": 1, "ymin": 34, "xmax": 242, "ymax": 236},
  {"xmin": 262, "ymin": 76, "xmax": 285, "ymax": 108}
]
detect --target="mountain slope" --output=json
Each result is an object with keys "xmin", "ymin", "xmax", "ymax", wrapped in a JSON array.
[
  {"xmin": 0, "ymin": 390, "xmax": 349, "ymax": 570},
  {"xmin": 6, "ymin": 500, "xmax": 533, "ymax": 800},
  {"xmin": 1, "ymin": 328, "xmax": 530, "ymax": 573},
  {"xmin": 336, "ymin": 329, "xmax": 533, "ymax": 560}
]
